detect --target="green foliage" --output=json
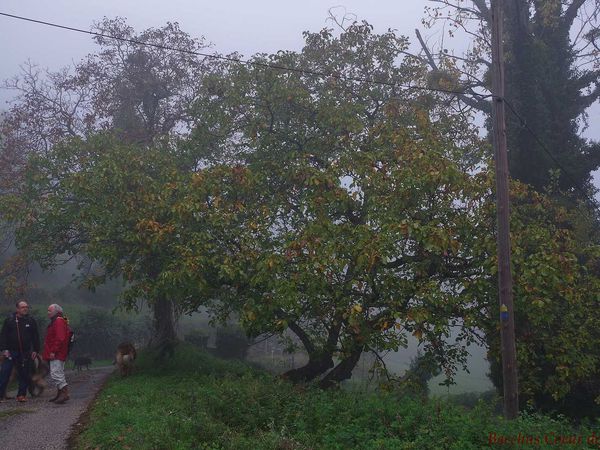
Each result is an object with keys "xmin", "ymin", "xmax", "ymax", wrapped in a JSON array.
[
  {"xmin": 424, "ymin": 0, "xmax": 600, "ymax": 196},
  {"xmin": 3, "ymin": 133, "xmax": 187, "ymax": 346},
  {"xmin": 5, "ymin": 16, "xmax": 600, "ymax": 416},
  {"xmin": 75, "ymin": 345, "xmax": 599, "ymax": 450},
  {"xmin": 394, "ymin": 352, "xmax": 442, "ymax": 398},
  {"xmin": 501, "ymin": 2, "xmax": 600, "ymax": 195},
  {"xmin": 71, "ymin": 307, "xmax": 152, "ymax": 359},
  {"xmin": 0, "ymin": 18, "xmax": 211, "ymax": 346},
  {"xmin": 474, "ymin": 181, "xmax": 600, "ymax": 418},
  {"xmin": 175, "ymin": 22, "xmax": 489, "ymax": 385},
  {"xmin": 183, "ymin": 329, "xmax": 209, "ymax": 349},
  {"xmin": 213, "ymin": 327, "xmax": 251, "ymax": 360}
]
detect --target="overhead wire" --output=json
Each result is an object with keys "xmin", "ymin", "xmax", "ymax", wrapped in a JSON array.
[
  {"xmin": 0, "ymin": 12, "xmax": 492, "ymax": 99},
  {"xmin": 503, "ymin": 99, "xmax": 600, "ymax": 210},
  {"xmin": 1, "ymin": 11, "xmax": 598, "ymax": 209}
]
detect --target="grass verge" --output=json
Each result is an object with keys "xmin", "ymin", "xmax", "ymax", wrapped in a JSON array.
[{"xmin": 74, "ymin": 344, "xmax": 600, "ymax": 449}]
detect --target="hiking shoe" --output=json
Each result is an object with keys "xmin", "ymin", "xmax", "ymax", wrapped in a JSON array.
[
  {"xmin": 16, "ymin": 396, "xmax": 27, "ymax": 402},
  {"xmin": 48, "ymin": 388, "xmax": 60, "ymax": 402},
  {"xmin": 55, "ymin": 386, "xmax": 69, "ymax": 404}
]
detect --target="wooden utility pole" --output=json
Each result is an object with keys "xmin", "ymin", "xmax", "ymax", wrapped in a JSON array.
[{"xmin": 490, "ymin": 0, "xmax": 519, "ymax": 420}]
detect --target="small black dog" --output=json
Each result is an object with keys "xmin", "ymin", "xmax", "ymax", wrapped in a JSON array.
[{"xmin": 73, "ymin": 356, "xmax": 92, "ymax": 371}]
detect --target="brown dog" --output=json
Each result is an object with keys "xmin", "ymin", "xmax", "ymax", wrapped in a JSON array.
[
  {"xmin": 115, "ymin": 342, "xmax": 136, "ymax": 377},
  {"xmin": 0, "ymin": 354, "xmax": 49, "ymax": 398},
  {"xmin": 28, "ymin": 355, "xmax": 49, "ymax": 397}
]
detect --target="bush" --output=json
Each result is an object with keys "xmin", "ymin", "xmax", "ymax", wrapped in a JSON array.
[
  {"xmin": 68, "ymin": 307, "xmax": 152, "ymax": 359},
  {"xmin": 76, "ymin": 345, "xmax": 599, "ymax": 450},
  {"xmin": 213, "ymin": 326, "xmax": 250, "ymax": 360},
  {"xmin": 184, "ymin": 329, "xmax": 209, "ymax": 349}
]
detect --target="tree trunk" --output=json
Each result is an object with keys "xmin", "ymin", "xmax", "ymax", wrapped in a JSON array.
[
  {"xmin": 319, "ymin": 346, "xmax": 364, "ymax": 389},
  {"xmin": 281, "ymin": 353, "xmax": 334, "ymax": 383},
  {"xmin": 152, "ymin": 295, "xmax": 178, "ymax": 357},
  {"xmin": 281, "ymin": 318, "xmax": 341, "ymax": 383}
]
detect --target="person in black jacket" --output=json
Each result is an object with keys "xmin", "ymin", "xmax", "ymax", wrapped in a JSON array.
[{"xmin": 0, "ymin": 300, "xmax": 40, "ymax": 402}]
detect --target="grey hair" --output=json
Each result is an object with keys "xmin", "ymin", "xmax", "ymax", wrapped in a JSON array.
[{"xmin": 49, "ymin": 304, "xmax": 63, "ymax": 314}]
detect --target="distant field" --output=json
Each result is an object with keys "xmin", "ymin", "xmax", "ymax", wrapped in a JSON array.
[{"xmin": 381, "ymin": 334, "xmax": 494, "ymax": 395}]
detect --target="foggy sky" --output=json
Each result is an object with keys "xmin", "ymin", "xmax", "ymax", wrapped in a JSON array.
[
  {"xmin": 0, "ymin": 1, "xmax": 426, "ymax": 97},
  {"xmin": 0, "ymin": 1, "xmax": 598, "ymax": 154}
]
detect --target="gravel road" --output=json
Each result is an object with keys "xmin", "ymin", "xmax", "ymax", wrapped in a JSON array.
[{"xmin": 0, "ymin": 366, "xmax": 113, "ymax": 450}]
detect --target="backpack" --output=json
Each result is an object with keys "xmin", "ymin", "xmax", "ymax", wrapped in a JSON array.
[{"xmin": 65, "ymin": 319, "xmax": 76, "ymax": 355}]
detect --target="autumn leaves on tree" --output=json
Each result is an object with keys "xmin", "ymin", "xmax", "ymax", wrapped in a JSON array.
[{"xmin": 1, "ymin": 7, "xmax": 600, "ymax": 415}]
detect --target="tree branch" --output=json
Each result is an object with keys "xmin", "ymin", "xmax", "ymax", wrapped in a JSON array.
[{"xmin": 563, "ymin": 0, "xmax": 588, "ymax": 30}]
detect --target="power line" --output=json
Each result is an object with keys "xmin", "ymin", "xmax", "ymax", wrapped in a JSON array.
[
  {"xmin": 503, "ymin": 99, "xmax": 600, "ymax": 210},
  {"xmin": 0, "ymin": 11, "xmax": 492, "ymax": 100},
  {"xmin": 2, "ymin": 11, "xmax": 598, "ymax": 210}
]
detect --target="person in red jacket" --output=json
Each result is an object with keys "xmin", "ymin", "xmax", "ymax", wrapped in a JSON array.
[{"xmin": 42, "ymin": 304, "xmax": 69, "ymax": 404}]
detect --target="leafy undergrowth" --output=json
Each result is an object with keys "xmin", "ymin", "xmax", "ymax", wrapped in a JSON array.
[{"xmin": 75, "ymin": 344, "xmax": 600, "ymax": 449}]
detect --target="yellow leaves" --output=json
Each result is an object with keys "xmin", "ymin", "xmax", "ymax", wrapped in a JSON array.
[
  {"xmin": 136, "ymin": 219, "xmax": 162, "ymax": 233},
  {"xmin": 414, "ymin": 108, "xmax": 430, "ymax": 128},
  {"xmin": 367, "ymin": 253, "xmax": 380, "ymax": 271},
  {"xmin": 449, "ymin": 239, "xmax": 461, "ymax": 254},
  {"xmin": 135, "ymin": 219, "xmax": 175, "ymax": 245},
  {"xmin": 266, "ymin": 256, "xmax": 278, "ymax": 270},
  {"xmin": 398, "ymin": 222, "xmax": 410, "ymax": 237},
  {"xmin": 352, "ymin": 304, "xmax": 363, "ymax": 314},
  {"xmin": 413, "ymin": 329, "xmax": 423, "ymax": 340},
  {"xmin": 191, "ymin": 172, "xmax": 205, "ymax": 187},
  {"xmin": 380, "ymin": 320, "xmax": 393, "ymax": 331},
  {"xmin": 531, "ymin": 298, "xmax": 545, "ymax": 307}
]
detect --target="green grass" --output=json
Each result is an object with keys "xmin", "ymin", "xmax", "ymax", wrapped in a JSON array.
[
  {"xmin": 90, "ymin": 359, "xmax": 113, "ymax": 368},
  {"xmin": 75, "ymin": 344, "xmax": 600, "ymax": 450}
]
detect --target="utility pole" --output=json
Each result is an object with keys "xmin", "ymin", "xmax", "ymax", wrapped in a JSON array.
[{"xmin": 490, "ymin": 0, "xmax": 519, "ymax": 420}]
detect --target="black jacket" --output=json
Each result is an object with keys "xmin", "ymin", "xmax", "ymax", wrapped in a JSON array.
[{"xmin": 0, "ymin": 313, "xmax": 40, "ymax": 354}]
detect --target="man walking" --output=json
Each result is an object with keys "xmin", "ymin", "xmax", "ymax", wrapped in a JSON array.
[
  {"xmin": 43, "ymin": 304, "xmax": 70, "ymax": 404},
  {"xmin": 0, "ymin": 300, "xmax": 41, "ymax": 402}
]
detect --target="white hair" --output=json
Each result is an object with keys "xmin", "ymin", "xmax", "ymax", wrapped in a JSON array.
[{"xmin": 49, "ymin": 304, "xmax": 63, "ymax": 315}]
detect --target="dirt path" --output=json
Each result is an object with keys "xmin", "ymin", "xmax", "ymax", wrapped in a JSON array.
[{"xmin": 0, "ymin": 366, "xmax": 113, "ymax": 450}]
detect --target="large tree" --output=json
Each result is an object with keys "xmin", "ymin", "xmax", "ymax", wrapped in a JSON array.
[
  {"xmin": 2, "ymin": 135, "xmax": 186, "ymax": 346},
  {"xmin": 412, "ymin": 0, "xmax": 600, "ymax": 416},
  {"xmin": 175, "ymin": 23, "xmax": 490, "ymax": 386},
  {"xmin": 418, "ymin": 0, "xmax": 600, "ymax": 195},
  {"xmin": 0, "ymin": 17, "xmax": 210, "ymax": 344}
]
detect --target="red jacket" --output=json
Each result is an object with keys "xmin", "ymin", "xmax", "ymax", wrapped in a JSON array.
[{"xmin": 42, "ymin": 315, "xmax": 69, "ymax": 362}]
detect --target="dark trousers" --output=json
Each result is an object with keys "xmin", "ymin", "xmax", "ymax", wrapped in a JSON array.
[{"xmin": 0, "ymin": 351, "xmax": 30, "ymax": 397}]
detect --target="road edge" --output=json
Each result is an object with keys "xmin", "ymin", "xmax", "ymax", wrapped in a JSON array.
[{"xmin": 66, "ymin": 367, "xmax": 115, "ymax": 450}]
